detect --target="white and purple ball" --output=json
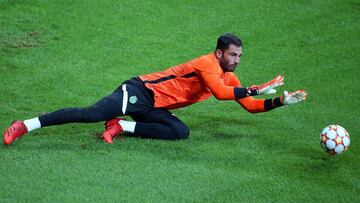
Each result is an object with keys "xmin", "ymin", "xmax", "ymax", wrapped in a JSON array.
[{"xmin": 320, "ymin": 124, "xmax": 350, "ymax": 155}]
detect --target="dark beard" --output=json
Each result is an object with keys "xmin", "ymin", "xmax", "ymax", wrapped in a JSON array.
[{"xmin": 220, "ymin": 61, "xmax": 235, "ymax": 72}]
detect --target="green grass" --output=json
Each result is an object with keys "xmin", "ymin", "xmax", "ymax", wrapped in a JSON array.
[{"xmin": 1, "ymin": 0, "xmax": 360, "ymax": 202}]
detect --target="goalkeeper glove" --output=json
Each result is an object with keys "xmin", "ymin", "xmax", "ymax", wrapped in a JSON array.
[
  {"xmin": 281, "ymin": 90, "xmax": 307, "ymax": 105},
  {"xmin": 248, "ymin": 75, "xmax": 284, "ymax": 96}
]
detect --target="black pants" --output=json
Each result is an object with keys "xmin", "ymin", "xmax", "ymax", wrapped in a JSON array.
[{"xmin": 38, "ymin": 78, "xmax": 189, "ymax": 140}]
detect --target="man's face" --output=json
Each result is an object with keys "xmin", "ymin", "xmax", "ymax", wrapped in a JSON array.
[{"xmin": 217, "ymin": 44, "xmax": 242, "ymax": 72}]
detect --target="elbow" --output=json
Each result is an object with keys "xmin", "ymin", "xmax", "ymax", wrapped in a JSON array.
[
  {"xmin": 238, "ymin": 97, "xmax": 266, "ymax": 114},
  {"xmin": 212, "ymin": 91, "xmax": 232, "ymax": 100},
  {"xmin": 241, "ymin": 104, "xmax": 264, "ymax": 114},
  {"xmin": 243, "ymin": 106, "xmax": 258, "ymax": 114},
  {"xmin": 213, "ymin": 93, "xmax": 225, "ymax": 100}
]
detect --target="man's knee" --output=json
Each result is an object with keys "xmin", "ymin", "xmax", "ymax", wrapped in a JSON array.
[{"xmin": 174, "ymin": 123, "xmax": 190, "ymax": 140}]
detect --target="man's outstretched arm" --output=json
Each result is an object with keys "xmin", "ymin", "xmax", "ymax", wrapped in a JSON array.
[
  {"xmin": 224, "ymin": 73, "xmax": 307, "ymax": 113},
  {"xmin": 236, "ymin": 90, "xmax": 307, "ymax": 113},
  {"xmin": 196, "ymin": 70, "xmax": 284, "ymax": 100}
]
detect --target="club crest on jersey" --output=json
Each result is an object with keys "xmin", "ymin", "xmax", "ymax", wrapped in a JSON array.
[{"xmin": 129, "ymin": 96, "xmax": 138, "ymax": 104}]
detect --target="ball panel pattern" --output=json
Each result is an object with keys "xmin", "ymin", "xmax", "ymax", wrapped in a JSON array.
[{"xmin": 320, "ymin": 125, "xmax": 350, "ymax": 155}]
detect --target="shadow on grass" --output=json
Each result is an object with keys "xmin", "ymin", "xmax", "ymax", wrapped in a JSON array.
[
  {"xmin": 290, "ymin": 146, "xmax": 351, "ymax": 173},
  {"xmin": 188, "ymin": 113, "xmax": 256, "ymax": 128},
  {"xmin": 0, "ymin": 115, "xmax": 263, "ymax": 172},
  {"xmin": 0, "ymin": 0, "xmax": 30, "ymax": 10}
]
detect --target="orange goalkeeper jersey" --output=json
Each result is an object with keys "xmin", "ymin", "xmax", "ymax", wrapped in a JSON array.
[{"xmin": 139, "ymin": 53, "xmax": 266, "ymax": 112}]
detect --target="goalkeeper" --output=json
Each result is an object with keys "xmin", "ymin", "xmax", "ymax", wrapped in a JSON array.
[{"xmin": 4, "ymin": 33, "xmax": 307, "ymax": 145}]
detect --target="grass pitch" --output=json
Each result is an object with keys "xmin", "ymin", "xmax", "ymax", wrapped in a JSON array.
[{"xmin": 1, "ymin": 0, "xmax": 359, "ymax": 202}]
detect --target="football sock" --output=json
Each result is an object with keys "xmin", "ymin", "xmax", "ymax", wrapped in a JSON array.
[
  {"xmin": 119, "ymin": 120, "xmax": 136, "ymax": 133},
  {"xmin": 23, "ymin": 117, "xmax": 41, "ymax": 132}
]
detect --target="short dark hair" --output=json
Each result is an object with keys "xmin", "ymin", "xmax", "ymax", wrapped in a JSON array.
[{"xmin": 216, "ymin": 33, "xmax": 242, "ymax": 51}]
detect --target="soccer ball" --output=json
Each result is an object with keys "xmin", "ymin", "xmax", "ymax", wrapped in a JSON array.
[{"xmin": 320, "ymin": 124, "xmax": 350, "ymax": 155}]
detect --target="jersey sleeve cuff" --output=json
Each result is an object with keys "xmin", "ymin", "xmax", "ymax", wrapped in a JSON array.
[{"xmin": 264, "ymin": 97, "xmax": 283, "ymax": 111}]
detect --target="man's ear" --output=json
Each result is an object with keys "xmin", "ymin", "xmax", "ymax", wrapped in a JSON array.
[{"xmin": 215, "ymin": 49, "xmax": 223, "ymax": 59}]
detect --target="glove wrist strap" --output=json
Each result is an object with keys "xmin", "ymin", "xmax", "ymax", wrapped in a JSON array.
[
  {"xmin": 233, "ymin": 87, "xmax": 258, "ymax": 99},
  {"xmin": 264, "ymin": 97, "xmax": 283, "ymax": 111},
  {"xmin": 246, "ymin": 87, "xmax": 259, "ymax": 96},
  {"xmin": 272, "ymin": 97, "xmax": 283, "ymax": 107}
]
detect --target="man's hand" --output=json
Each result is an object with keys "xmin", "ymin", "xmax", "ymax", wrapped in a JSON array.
[
  {"xmin": 281, "ymin": 90, "xmax": 307, "ymax": 105},
  {"xmin": 249, "ymin": 75, "xmax": 284, "ymax": 95}
]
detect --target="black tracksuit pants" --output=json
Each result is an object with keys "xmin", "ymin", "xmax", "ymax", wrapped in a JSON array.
[{"xmin": 38, "ymin": 77, "xmax": 189, "ymax": 140}]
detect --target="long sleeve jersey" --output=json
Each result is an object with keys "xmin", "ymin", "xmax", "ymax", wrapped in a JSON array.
[{"xmin": 139, "ymin": 53, "xmax": 266, "ymax": 113}]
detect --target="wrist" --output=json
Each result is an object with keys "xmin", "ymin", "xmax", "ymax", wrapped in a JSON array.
[
  {"xmin": 279, "ymin": 95, "xmax": 284, "ymax": 105},
  {"xmin": 264, "ymin": 97, "xmax": 283, "ymax": 111},
  {"xmin": 246, "ymin": 86, "xmax": 259, "ymax": 96},
  {"xmin": 272, "ymin": 97, "xmax": 283, "ymax": 107}
]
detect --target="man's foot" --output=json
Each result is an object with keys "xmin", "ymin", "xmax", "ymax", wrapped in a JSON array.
[
  {"xmin": 102, "ymin": 118, "xmax": 124, "ymax": 144},
  {"xmin": 4, "ymin": 121, "xmax": 28, "ymax": 145}
]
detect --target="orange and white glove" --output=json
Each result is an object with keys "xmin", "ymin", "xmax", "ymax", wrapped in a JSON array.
[
  {"xmin": 248, "ymin": 75, "xmax": 284, "ymax": 95},
  {"xmin": 281, "ymin": 90, "xmax": 307, "ymax": 105}
]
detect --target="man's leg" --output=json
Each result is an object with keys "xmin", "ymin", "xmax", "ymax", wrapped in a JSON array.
[
  {"xmin": 4, "ymin": 90, "xmax": 124, "ymax": 145},
  {"xmin": 106, "ymin": 108, "xmax": 189, "ymax": 140},
  {"xmin": 39, "ymin": 92, "xmax": 123, "ymax": 127},
  {"xmin": 133, "ymin": 109, "xmax": 190, "ymax": 140}
]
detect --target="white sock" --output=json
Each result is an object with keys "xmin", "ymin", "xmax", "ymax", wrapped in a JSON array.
[
  {"xmin": 23, "ymin": 117, "xmax": 41, "ymax": 132},
  {"xmin": 119, "ymin": 120, "xmax": 136, "ymax": 133}
]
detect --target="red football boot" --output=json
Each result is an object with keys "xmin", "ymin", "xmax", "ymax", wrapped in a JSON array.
[
  {"xmin": 101, "ymin": 118, "xmax": 124, "ymax": 144},
  {"xmin": 4, "ymin": 121, "xmax": 28, "ymax": 145}
]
